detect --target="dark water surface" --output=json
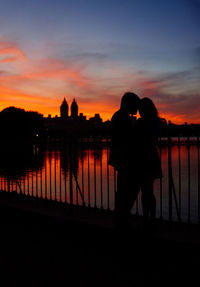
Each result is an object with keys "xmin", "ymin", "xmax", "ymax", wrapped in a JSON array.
[{"xmin": 0, "ymin": 138, "xmax": 199, "ymax": 223}]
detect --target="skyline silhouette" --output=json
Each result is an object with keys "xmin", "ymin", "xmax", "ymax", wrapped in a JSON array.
[{"xmin": 1, "ymin": 99, "xmax": 200, "ymax": 131}]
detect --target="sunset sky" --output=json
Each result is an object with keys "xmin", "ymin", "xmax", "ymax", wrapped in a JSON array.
[{"xmin": 0, "ymin": 0, "xmax": 199, "ymax": 123}]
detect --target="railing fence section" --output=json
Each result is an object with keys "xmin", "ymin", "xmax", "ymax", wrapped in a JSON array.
[{"xmin": 0, "ymin": 136, "xmax": 200, "ymax": 224}]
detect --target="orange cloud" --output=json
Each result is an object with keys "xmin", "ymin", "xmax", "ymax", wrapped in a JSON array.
[{"xmin": 0, "ymin": 39, "xmax": 26, "ymax": 63}]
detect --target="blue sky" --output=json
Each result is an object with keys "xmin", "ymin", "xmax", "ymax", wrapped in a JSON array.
[{"xmin": 0, "ymin": 0, "xmax": 199, "ymax": 122}]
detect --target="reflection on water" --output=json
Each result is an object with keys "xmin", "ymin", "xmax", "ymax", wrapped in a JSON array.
[{"xmin": 0, "ymin": 139, "xmax": 199, "ymax": 223}]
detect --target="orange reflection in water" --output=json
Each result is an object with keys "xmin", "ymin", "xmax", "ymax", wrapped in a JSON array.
[{"xmin": 0, "ymin": 141, "xmax": 199, "ymax": 223}]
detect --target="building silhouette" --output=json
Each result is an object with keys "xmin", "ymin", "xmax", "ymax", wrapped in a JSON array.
[
  {"xmin": 60, "ymin": 98, "xmax": 69, "ymax": 118},
  {"xmin": 43, "ymin": 98, "xmax": 110, "ymax": 136},
  {"xmin": 89, "ymin": 113, "xmax": 102, "ymax": 124},
  {"xmin": 71, "ymin": 99, "xmax": 78, "ymax": 119}
]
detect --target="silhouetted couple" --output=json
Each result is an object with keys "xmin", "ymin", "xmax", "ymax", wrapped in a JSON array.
[{"xmin": 109, "ymin": 92, "xmax": 162, "ymax": 230}]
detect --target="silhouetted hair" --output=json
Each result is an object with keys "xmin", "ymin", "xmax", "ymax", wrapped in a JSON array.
[
  {"xmin": 120, "ymin": 92, "xmax": 140, "ymax": 111},
  {"xmin": 140, "ymin": 97, "xmax": 159, "ymax": 122}
]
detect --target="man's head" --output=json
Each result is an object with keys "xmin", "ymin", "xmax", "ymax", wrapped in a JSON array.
[{"xmin": 120, "ymin": 92, "xmax": 140, "ymax": 115}]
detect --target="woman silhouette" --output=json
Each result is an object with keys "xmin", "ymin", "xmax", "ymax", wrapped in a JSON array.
[{"xmin": 138, "ymin": 97, "xmax": 162, "ymax": 225}]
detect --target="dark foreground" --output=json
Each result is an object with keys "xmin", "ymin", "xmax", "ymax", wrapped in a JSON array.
[{"xmin": 0, "ymin": 199, "xmax": 200, "ymax": 287}]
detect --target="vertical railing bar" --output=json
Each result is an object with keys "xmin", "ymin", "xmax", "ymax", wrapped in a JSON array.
[
  {"xmin": 21, "ymin": 176, "xmax": 24, "ymax": 195},
  {"xmin": 27, "ymin": 171, "xmax": 30, "ymax": 197},
  {"xmin": 49, "ymin": 150, "xmax": 52, "ymax": 201},
  {"xmin": 76, "ymin": 184, "xmax": 79, "ymax": 205},
  {"xmin": 69, "ymin": 143, "xmax": 73, "ymax": 206},
  {"xmin": 22, "ymin": 175, "xmax": 24, "ymax": 195},
  {"xmin": 106, "ymin": 138, "xmax": 110, "ymax": 210},
  {"xmin": 45, "ymin": 152, "xmax": 47, "ymax": 199},
  {"xmin": 168, "ymin": 136, "xmax": 173, "ymax": 224},
  {"xmin": 55, "ymin": 149, "xmax": 57, "ymax": 202},
  {"xmin": 114, "ymin": 169, "xmax": 117, "ymax": 210},
  {"xmin": 88, "ymin": 139, "xmax": 90, "ymax": 207},
  {"xmin": 36, "ymin": 168, "xmax": 38, "ymax": 198},
  {"xmin": 24, "ymin": 175, "xmax": 26, "ymax": 195},
  {"xmin": 76, "ymin": 154, "xmax": 78, "ymax": 205},
  {"xmin": 81, "ymin": 146, "xmax": 84, "ymax": 205},
  {"xmin": 4, "ymin": 177, "xmax": 6, "ymax": 192},
  {"xmin": 11, "ymin": 177, "xmax": 14, "ymax": 193},
  {"xmin": 187, "ymin": 137, "xmax": 191, "ymax": 224},
  {"xmin": 32, "ymin": 168, "xmax": 34, "ymax": 197},
  {"xmin": 40, "ymin": 165, "xmax": 43, "ymax": 199},
  {"xmin": 3, "ymin": 177, "xmax": 5, "ymax": 192},
  {"xmin": 13, "ymin": 178, "xmax": 17, "ymax": 194},
  {"xmin": 64, "ymin": 143, "xmax": 67, "ymax": 204},
  {"xmin": 100, "ymin": 146, "xmax": 103, "ymax": 209},
  {"xmin": 12, "ymin": 178, "xmax": 15, "ymax": 193},
  {"xmin": 64, "ymin": 168, "xmax": 67, "ymax": 204},
  {"xmin": 75, "ymin": 150, "xmax": 78, "ymax": 205},
  {"xmin": 19, "ymin": 176, "xmax": 22, "ymax": 195},
  {"xmin": 168, "ymin": 137, "xmax": 181, "ymax": 223},
  {"xmin": 59, "ymin": 149, "xmax": 62, "ymax": 203},
  {"xmin": 7, "ymin": 176, "xmax": 10, "ymax": 194},
  {"xmin": 159, "ymin": 136, "xmax": 163, "ymax": 219},
  {"xmin": 19, "ymin": 176, "xmax": 21, "ymax": 195},
  {"xmin": 11, "ymin": 178, "xmax": 14, "ymax": 193},
  {"xmin": 197, "ymin": 136, "xmax": 200, "ymax": 224},
  {"xmin": 178, "ymin": 136, "xmax": 182, "ymax": 220},
  {"xmin": 4, "ymin": 176, "xmax": 6, "ymax": 192},
  {"xmin": 94, "ymin": 143, "xmax": 97, "ymax": 208}
]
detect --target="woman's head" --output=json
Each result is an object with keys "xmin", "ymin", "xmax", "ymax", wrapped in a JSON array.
[{"xmin": 139, "ymin": 97, "xmax": 159, "ymax": 120}]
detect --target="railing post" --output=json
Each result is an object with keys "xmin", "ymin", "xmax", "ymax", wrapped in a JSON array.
[
  {"xmin": 69, "ymin": 143, "xmax": 73, "ymax": 205},
  {"xmin": 106, "ymin": 137, "xmax": 110, "ymax": 210},
  {"xmin": 178, "ymin": 136, "xmax": 181, "ymax": 219},
  {"xmin": 187, "ymin": 137, "xmax": 191, "ymax": 224},
  {"xmin": 168, "ymin": 136, "xmax": 173, "ymax": 224},
  {"xmin": 94, "ymin": 140, "xmax": 97, "ymax": 208},
  {"xmin": 81, "ymin": 144, "xmax": 85, "ymax": 205},
  {"xmin": 87, "ymin": 138, "xmax": 90, "ymax": 207},
  {"xmin": 100, "ymin": 145, "xmax": 103, "ymax": 209},
  {"xmin": 159, "ymin": 136, "xmax": 163, "ymax": 220},
  {"xmin": 197, "ymin": 137, "xmax": 200, "ymax": 224},
  {"xmin": 7, "ymin": 176, "xmax": 10, "ymax": 193}
]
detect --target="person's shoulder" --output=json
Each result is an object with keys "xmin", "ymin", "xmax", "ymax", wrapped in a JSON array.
[{"xmin": 111, "ymin": 110, "xmax": 121, "ymax": 122}]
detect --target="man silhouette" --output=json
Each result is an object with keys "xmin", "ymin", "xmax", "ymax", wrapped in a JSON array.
[{"xmin": 109, "ymin": 92, "xmax": 140, "ymax": 230}]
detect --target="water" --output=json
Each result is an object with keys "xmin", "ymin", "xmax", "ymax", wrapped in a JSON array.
[{"xmin": 0, "ymin": 139, "xmax": 199, "ymax": 223}]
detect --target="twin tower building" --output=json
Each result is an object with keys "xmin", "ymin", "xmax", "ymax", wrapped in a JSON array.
[{"xmin": 60, "ymin": 98, "xmax": 79, "ymax": 119}]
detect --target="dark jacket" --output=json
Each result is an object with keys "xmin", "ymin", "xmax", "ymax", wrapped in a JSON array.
[
  {"xmin": 109, "ymin": 109, "xmax": 139, "ymax": 172},
  {"xmin": 138, "ymin": 118, "xmax": 162, "ymax": 179}
]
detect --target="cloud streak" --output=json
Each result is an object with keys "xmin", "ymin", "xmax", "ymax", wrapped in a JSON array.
[
  {"xmin": 0, "ymin": 39, "xmax": 26, "ymax": 63},
  {"xmin": 0, "ymin": 38, "xmax": 200, "ymax": 123}
]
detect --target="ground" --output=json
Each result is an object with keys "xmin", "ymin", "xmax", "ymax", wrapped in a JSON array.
[{"xmin": 0, "ymin": 204, "xmax": 199, "ymax": 287}]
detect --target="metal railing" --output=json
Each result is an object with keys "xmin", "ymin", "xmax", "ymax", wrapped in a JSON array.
[{"xmin": 0, "ymin": 136, "xmax": 200, "ymax": 224}]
